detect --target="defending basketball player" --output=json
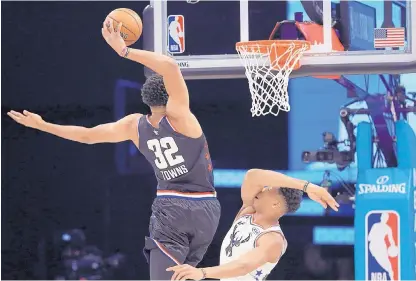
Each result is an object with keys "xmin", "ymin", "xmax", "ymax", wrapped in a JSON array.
[
  {"xmin": 166, "ymin": 169, "xmax": 339, "ymax": 281},
  {"xmin": 7, "ymin": 18, "xmax": 220, "ymax": 280}
]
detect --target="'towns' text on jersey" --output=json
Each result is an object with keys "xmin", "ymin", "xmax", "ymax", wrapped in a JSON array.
[{"xmin": 137, "ymin": 115, "xmax": 214, "ymax": 193}]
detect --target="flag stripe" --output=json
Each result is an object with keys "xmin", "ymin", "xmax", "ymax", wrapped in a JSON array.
[{"xmin": 374, "ymin": 27, "xmax": 405, "ymax": 48}]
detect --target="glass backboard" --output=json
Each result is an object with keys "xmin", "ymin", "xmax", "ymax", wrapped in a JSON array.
[{"xmin": 143, "ymin": 0, "xmax": 415, "ymax": 79}]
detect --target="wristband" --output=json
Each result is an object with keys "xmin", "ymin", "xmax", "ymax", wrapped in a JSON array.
[
  {"xmin": 120, "ymin": 47, "xmax": 130, "ymax": 58},
  {"xmin": 200, "ymin": 268, "xmax": 207, "ymax": 279},
  {"xmin": 303, "ymin": 181, "xmax": 310, "ymax": 192}
]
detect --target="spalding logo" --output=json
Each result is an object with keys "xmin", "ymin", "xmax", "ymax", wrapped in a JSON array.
[{"xmin": 358, "ymin": 175, "xmax": 406, "ymax": 195}]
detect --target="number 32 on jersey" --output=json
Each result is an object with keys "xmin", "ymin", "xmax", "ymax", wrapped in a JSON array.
[{"xmin": 147, "ymin": 137, "xmax": 185, "ymax": 169}]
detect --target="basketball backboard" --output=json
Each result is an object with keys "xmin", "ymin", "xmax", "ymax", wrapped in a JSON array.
[{"xmin": 143, "ymin": 0, "xmax": 415, "ymax": 79}]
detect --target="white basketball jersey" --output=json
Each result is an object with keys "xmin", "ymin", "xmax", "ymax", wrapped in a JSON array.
[{"xmin": 219, "ymin": 214, "xmax": 287, "ymax": 281}]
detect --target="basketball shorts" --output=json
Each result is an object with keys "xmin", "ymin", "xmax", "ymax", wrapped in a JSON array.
[{"xmin": 143, "ymin": 196, "xmax": 221, "ymax": 267}]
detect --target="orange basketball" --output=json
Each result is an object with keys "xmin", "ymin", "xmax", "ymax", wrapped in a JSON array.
[{"xmin": 107, "ymin": 8, "xmax": 143, "ymax": 46}]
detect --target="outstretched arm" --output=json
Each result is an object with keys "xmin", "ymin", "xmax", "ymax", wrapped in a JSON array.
[
  {"xmin": 102, "ymin": 20, "xmax": 190, "ymax": 119},
  {"xmin": 167, "ymin": 232, "xmax": 284, "ymax": 280},
  {"xmin": 7, "ymin": 110, "xmax": 141, "ymax": 145},
  {"xmin": 241, "ymin": 169, "xmax": 339, "ymax": 211}
]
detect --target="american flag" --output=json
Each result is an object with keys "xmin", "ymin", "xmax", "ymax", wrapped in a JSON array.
[{"xmin": 374, "ymin": 28, "xmax": 405, "ymax": 48}]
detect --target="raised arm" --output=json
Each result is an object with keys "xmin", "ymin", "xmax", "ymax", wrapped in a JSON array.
[
  {"xmin": 167, "ymin": 232, "xmax": 284, "ymax": 280},
  {"xmin": 241, "ymin": 169, "xmax": 339, "ymax": 211},
  {"xmin": 101, "ymin": 20, "xmax": 197, "ymax": 130},
  {"xmin": 7, "ymin": 110, "xmax": 141, "ymax": 145},
  {"xmin": 123, "ymin": 49, "xmax": 189, "ymax": 114}
]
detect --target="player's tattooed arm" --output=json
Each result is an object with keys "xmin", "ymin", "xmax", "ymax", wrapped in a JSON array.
[
  {"xmin": 124, "ymin": 48, "xmax": 191, "ymax": 114},
  {"xmin": 121, "ymin": 47, "xmax": 201, "ymax": 136},
  {"xmin": 242, "ymin": 169, "xmax": 339, "ymax": 211},
  {"xmin": 167, "ymin": 232, "xmax": 283, "ymax": 280},
  {"xmin": 102, "ymin": 20, "xmax": 201, "ymax": 137},
  {"xmin": 102, "ymin": 20, "xmax": 190, "ymax": 112},
  {"xmin": 7, "ymin": 110, "xmax": 141, "ymax": 146}
]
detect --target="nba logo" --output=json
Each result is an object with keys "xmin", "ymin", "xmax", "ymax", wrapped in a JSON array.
[
  {"xmin": 167, "ymin": 15, "xmax": 185, "ymax": 54},
  {"xmin": 365, "ymin": 211, "xmax": 400, "ymax": 281}
]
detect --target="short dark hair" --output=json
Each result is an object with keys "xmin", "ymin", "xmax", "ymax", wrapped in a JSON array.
[
  {"xmin": 141, "ymin": 74, "xmax": 168, "ymax": 107},
  {"xmin": 279, "ymin": 187, "xmax": 303, "ymax": 213}
]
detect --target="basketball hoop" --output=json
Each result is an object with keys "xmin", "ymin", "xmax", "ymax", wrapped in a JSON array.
[{"xmin": 236, "ymin": 40, "xmax": 310, "ymax": 116}]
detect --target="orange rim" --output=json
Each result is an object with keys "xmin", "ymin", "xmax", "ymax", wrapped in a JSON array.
[
  {"xmin": 236, "ymin": 40, "xmax": 310, "ymax": 70},
  {"xmin": 236, "ymin": 40, "xmax": 310, "ymax": 51}
]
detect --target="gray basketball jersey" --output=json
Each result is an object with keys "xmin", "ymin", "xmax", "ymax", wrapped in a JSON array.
[{"xmin": 137, "ymin": 115, "xmax": 215, "ymax": 193}]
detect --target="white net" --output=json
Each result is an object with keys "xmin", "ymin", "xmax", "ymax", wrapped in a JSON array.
[{"xmin": 236, "ymin": 40, "xmax": 310, "ymax": 116}]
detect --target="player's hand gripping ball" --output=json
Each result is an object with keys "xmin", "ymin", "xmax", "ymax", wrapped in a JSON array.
[
  {"xmin": 102, "ymin": 9, "xmax": 142, "ymax": 54},
  {"xmin": 107, "ymin": 8, "xmax": 142, "ymax": 46},
  {"xmin": 387, "ymin": 245, "xmax": 399, "ymax": 257}
]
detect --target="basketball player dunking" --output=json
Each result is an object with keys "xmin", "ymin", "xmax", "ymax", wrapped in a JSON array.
[
  {"xmin": 7, "ymin": 19, "xmax": 220, "ymax": 280},
  {"xmin": 167, "ymin": 169, "xmax": 339, "ymax": 280}
]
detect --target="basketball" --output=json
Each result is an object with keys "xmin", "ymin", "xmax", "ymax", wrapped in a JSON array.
[
  {"xmin": 387, "ymin": 246, "xmax": 398, "ymax": 257},
  {"xmin": 107, "ymin": 8, "xmax": 143, "ymax": 46}
]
